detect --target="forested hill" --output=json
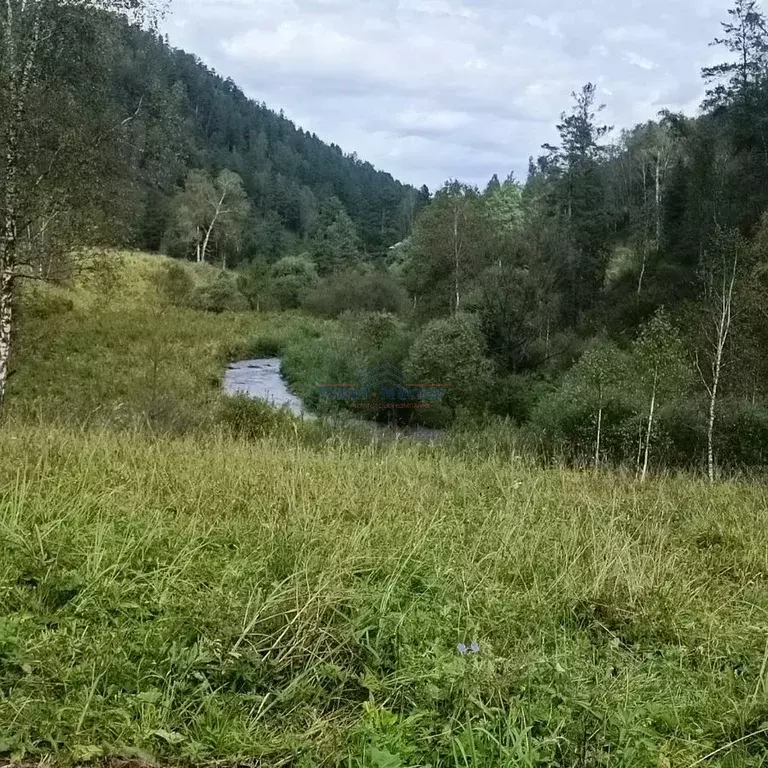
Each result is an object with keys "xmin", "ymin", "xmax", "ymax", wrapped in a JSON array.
[{"xmin": 105, "ymin": 18, "xmax": 423, "ymax": 261}]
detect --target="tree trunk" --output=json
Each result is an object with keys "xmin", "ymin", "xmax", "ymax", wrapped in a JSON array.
[
  {"xmin": 635, "ymin": 419, "xmax": 644, "ymax": 477},
  {"xmin": 0, "ymin": 267, "xmax": 13, "ymax": 407},
  {"xmin": 594, "ymin": 389, "xmax": 603, "ymax": 469},
  {"xmin": 707, "ymin": 350, "xmax": 722, "ymax": 483},
  {"xmin": 0, "ymin": 3, "xmax": 29, "ymax": 408},
  {"xmin": 453, "ymin": 204, "xmax": 460, "ymax": 314},
  {"xmin": 654, "ymin": 153, "xmax": 662, "ymax": 246},
  {"xmin": 201, "ymin": 191, "xmax": 227, "ymax": 264},
  {"xmin": 637, "ymin": 240, "xmax": 648, "ymax": 297},
  {"xmin": 641, "ymin": 369, "xmax": 658, "ymax": 482},
  {"xmin": 706, "ymin": 247, "xmax": 738, "ymax": 483}
]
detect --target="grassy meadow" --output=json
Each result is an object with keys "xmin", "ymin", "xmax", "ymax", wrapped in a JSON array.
[{"xmin": 2, "ymin": 254, "xmax": 768, "ymax": 766}]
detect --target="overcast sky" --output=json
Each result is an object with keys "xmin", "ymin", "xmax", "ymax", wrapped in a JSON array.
[{"xmin": 162, "ymin": 0, "xmax": 734, "ymax": 190}]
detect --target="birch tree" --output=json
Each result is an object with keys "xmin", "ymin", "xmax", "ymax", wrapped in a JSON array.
[
  {"xmin": 634, "ymin": 310, "xmax": 690, "ymax": 481},
  {"xmin": 174, "ymin": 169, "xmax": 248, "ymax": 265},
  {"xmin": 621, "ymin": 120, "xmax": 678, "ymax": 296},
  {"xmin": 695, "ymin": 228, "xmax": 749, "ymax": 482},
  {"xmin": 0, "ymin": 0, "xmax": 166, "ymax": 407},
  {"xmin": 404, "ymin": 181, "xmax": 485, "ymax": 317},
  {"xmin": 573, "ymin": 342, "xmax": 625, "ymax": 468}
]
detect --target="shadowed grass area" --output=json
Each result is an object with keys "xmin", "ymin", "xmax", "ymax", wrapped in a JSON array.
[{"xmin": 1, "ymin": 425, "xmax": 768, "ymax": 766}]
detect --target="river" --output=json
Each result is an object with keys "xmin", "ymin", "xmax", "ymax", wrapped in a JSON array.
[{"xmin": 222, "ymin": 358, "xmax": 442, "ymax": 442}]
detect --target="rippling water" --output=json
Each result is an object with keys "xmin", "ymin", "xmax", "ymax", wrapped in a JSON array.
[{"xmin": 222, "ymin": 358, "xmax": 308, "ymax": 418}]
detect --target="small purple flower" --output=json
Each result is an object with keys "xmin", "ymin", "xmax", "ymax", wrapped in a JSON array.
[
  {"xmin": 457, "ymin": 643, "xmax": 468, "ymax": 656},
  {"xmin": 470, "ymin": 642, "xmax": 480, "ymax": 654}
]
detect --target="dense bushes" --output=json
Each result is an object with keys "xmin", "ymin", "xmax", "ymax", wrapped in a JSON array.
[
  {"xmin": 155, "ymin": 262, "xmax": 195, "ymax": 306},
  {"xmin": 530, "ymin": 380, "xmax": 768, "ymax": 473},
  {"xmin": 303, "ymin": 267, "xmax": 407, "ymax": 317},
  {"xmin": 404, "ymin": 314, "xmax": 495, "ymax": 413},
  {"xmin": 191, "ymin": 273, "xmax": 249, "ymax": 313},
  {"xmin": 270, "ymin": 255, "xmax": 319, "ymax": 309}
]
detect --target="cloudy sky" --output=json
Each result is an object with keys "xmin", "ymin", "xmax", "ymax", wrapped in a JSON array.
[{"xmin": 162, "ymin": 0, "xmax": 733, "ymax": 189}]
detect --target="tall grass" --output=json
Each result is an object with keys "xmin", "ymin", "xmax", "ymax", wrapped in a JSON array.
[
  {"xmin": 6, "ymin": 253, "xmax": 318, "ymax": 433},
  {"xmin": 3, "ymin": 254, "xmax": 768, "ymax": 765},
  {"xmin": 1, "ymin": 426, "xmax": 768, "ymax": 765}
]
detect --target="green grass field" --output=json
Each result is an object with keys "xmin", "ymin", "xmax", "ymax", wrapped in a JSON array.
[{"xmin": 2, "ymin": 254, "xmax": 768, "ymax": 766}]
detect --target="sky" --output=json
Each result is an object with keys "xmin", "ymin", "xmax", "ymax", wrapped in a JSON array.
[{"xmin": 162, "ymin": 0, "xmax": 734, "ymax": 190}]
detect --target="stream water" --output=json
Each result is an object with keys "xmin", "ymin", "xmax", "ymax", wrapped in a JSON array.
[{"xmin": 222, "ymin": 358, "xmax": 308, "ymax": 418}]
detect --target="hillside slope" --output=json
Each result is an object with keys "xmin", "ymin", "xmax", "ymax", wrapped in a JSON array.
[{"xmin": 92, "ymin": 15, "xmax": 423, "ymax": 259}]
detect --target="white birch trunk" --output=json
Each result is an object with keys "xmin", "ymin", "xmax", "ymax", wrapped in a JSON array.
[
  {"xmin": 641, "ymin": 369, "xmax": 658, "ymax": 482},
  {"xmin": 594, "ymin": 389, "xmax": 603, "ymax": 469},
  {"xmin": 200, "ymin": 190, "xmax": 228, "ymax": 264},
  {"xmin": 0, "ymin": 268, "xmax": 13, "ymax": 406},
  {"xmin": 453, "ymin": 204, "xmax": 460, "ymax": 314},
  {"xmin": 0, "ymin": 3, "xmax": 41, "ymax": 407},
  {"xmin": 706, "ymin": 249, "xmax": 738, "ymax": 482}
]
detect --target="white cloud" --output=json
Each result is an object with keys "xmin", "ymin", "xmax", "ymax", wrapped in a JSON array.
[
  {"xmin": 163, "ymin": 0, "xmax": 729, "ymax": 187},
  {"xmin": 625, "ymin": 51, "xmax": 657, "ymax": 70}
]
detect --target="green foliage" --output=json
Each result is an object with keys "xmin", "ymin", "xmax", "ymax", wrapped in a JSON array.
[
  {"xmin": 633, "ymin": 309, "xmax": 692, "ymax": 404},
  {"xmin": 270, "ymin": 255, "xmax": 319, "ymax": 310},
  {"xmin": 218, "ymin": 394, "xmax": 298, "ymax": 440},
  {"xmin": 281, "ymin": 326, "xmax": 368, "ymax": 411},
  {"xmin": 191, "ymin": 273, "xmax": 249, "ymax": 314},
  {"xmin": 236, "ymin": 260, "xmax": 276, "ymax": 312},
  {"xmin": 404, "ymin": 182, "xmax": 488, "ymax": 317},
  {"xmin": 404, "ymin": 314, "xmax": 494, "ymax": 412},
  {"xmin": 303, "ymin": 267, "xmax": 407, "ymax": 317},
  {"xmin": 485, "ymin": 180, "xmax": 525, "ymax": 231},
  {"xmin": 155, "ymin": 261, "xmax": 195, "ymax": 307},
  {"xmin": 309, "ymin": 197, "xmax": 362, "ymax": 274},
  {"xmin": 701, "ymin": 0, "xmax": 768, "ymax": 108}
]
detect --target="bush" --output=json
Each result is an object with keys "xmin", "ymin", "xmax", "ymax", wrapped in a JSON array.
[
  {"xmin": 657, "ymin": 398, "xmax": 768, "ymax": 472},
  {"xmin": 155, "ymin": 261, "xmax": 195, "ymax": 307},
  {"xmin": 218, "ymin": 395, "xmax": 297, "ymax": 440},
  {"xmin": 281, "ymin": 329, "xmax": 368, "ymax": 412},
  {"xmin": 270, "ymin": 255, "xmax": 319, "ymax": 309},
  {"xmin": 236, "ymin": 260, "xmax": 278, "ymax": 311},
  {"xmin": 303, "ymin": 267, "xmax": 407, "ymax": 317},
  {"xmin": 17, "ymin": 287, "xmax": 74, "ymax": 321},
  {"xmin": 404, "ymin": 314, "xmax": 494, "ymax": 414},
  {"xmin": 487, "ymin": 373, "xmax": 547, "ymax": 423},
  {"xmin": 528, "ymin": 384, "xmax": 637, "ymax": 466},
  {"xmin": 192, "ymin": 273, "xmax": 248, "ymax": 313}
]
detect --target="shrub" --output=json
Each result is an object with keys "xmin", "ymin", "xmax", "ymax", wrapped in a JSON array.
[
  {"xmin": 155, "ymin": 261, "xmax": 195, "ymax": 307},
  {"xmin": 17, "ymin": 287, "xmax": 74, "ymax": 321},
  {"xmin": 487, "ymin": 373, "xmax": 545, "ymax": 423},
  {"xmin": 281, "ymin": 329, "xmax": 368, "ymax": 412},
  {"xmin": 303, "ymin": 267, "xmax": 407, "ymax": 317},
  {"xmin": 657, "ymin": 397, "xmax": 768, "ymax": 472},
  {"xmin": 270, "ymin": 255, "xmax": 319, "ymax": 309},
  {"xmin": 528, "ymin": 384, "xmax": 637, "ymax": 465},
  {"xmin": 236, "ymin": 260, "xmax": 278, "ymax": 311},
  {"xmin": 218, "ymin": 395, "xmax": 297, "ymax": 440},
  {"xmin": 404, "ymin": 314, "xmax": 495, "ymax": 415},
  {"xmin": 192, "ymin": 273, "xmax": 248, "ymax": 313}
]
